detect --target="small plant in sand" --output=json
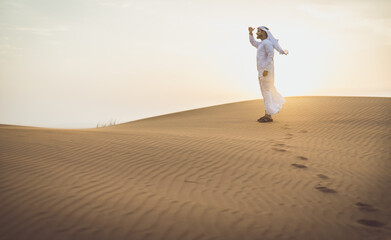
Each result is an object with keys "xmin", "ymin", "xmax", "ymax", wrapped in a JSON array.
[{"xmin": 96, "ymin": 119, "xmax": 118, "ymax": 128}]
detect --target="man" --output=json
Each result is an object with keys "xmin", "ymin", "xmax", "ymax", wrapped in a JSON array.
[{"xmin": 248, "ymin": 26, "xmax": 288, "ymax": 123}]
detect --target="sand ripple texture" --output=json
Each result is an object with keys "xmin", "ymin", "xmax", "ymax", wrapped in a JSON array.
[{"xmin": 0, "ymin": 97, "xmax": 390, "ymax": 240}]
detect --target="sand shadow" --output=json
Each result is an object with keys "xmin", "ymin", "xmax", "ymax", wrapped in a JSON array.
[
  {"xmin": 355, "ymin": 202, "xmax": 378, "ymax": 212},
  {"xmin": 272, "ymin": 148, "xmax": 287, "ymax": 152},
  {"xmin": 357, "ymin": 219, "xmax": 384, "ymax": 228},
  {"xmin": 291, "ymin": 163, "xmax": 307, "ymax": 169},
  {"xmin": 315, "ymin": 186, "xmax": 337, "ymax": 193},
  {"xmin": 317, "ymin": 174, "xmax": 330, "ymax": 180}
]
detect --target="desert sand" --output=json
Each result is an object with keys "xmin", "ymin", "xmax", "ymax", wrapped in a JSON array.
[{"xmin": 0, "ymin": 96, "xmax": 390, "ymax": 240}]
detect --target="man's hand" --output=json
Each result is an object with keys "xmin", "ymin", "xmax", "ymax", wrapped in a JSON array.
[
  {"xmin": 248, "ymin": 27, "xmax": 254, "ymax": 34},
  {"xmin": 263, "ymin": 70, "xmax": 268, "ymax": 77}
]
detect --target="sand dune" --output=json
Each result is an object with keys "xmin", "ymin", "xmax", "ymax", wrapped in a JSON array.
[{"xmin": 0, "ymin": 96, "xmax": 390, "ymax": 240}]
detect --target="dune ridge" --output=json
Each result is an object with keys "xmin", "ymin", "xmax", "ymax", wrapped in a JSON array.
[{"xmin": 0, "ymin": 96, "xmax": 390, "ymax": 240}]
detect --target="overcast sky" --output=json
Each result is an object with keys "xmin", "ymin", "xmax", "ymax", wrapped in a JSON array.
[{"xmin": 1, "ymin": 0, "xmax": 390, "ymax": 128}]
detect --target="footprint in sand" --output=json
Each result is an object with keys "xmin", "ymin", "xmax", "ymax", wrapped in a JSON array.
[
  {"xmin": 355, "ymin": 202, "xmax": 378, "ymax": 212},
  {"xmin": 284, "ymin": 133, "xmax": 294, "ymax": 140},
  {"xmin": 315, "ymin": 186, "xmax": 337, "ymax": 193},
  {"xmin": 317, "ymin": 174, "xmax": 330, "ymax": 180},
  {"xmin": 184, "ymin": 180, "xmax": 200, "ymax": 184},
  {"xmin": 291, "ymin": 163, "xmax": 307, "ymax": 169},
  {"xmin": 297, "ymin": 156, "xmax": 308, "ymax": 160},
  {"xmin": 273, "ymin": 143, "xmax": 286, "ymax": 147},
  {"xmin": 272, "ymin": 148, "xmax": 287, "ymax": 152},
  {"xmin": 357, "ymin": 219, "xmax": 385, "ymax": 228}
]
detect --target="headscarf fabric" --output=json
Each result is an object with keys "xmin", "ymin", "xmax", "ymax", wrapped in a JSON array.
[{"xmin": 258, "ymin": 26, "xmax": 288, "ymax": 55}]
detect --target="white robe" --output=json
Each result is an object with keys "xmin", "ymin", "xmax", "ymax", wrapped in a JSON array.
[{"xmin": 250, "ymin": 34, "xmax": 285, "ymax": 115}]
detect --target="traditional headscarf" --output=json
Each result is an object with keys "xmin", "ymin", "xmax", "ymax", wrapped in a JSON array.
[{"xmin": 258, "ymin": 26, "xmax": 288, "ymax": 55}]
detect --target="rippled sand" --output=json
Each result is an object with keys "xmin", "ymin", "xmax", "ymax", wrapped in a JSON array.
[{"xmin": 1, "ymin": 96, "xmax": 390, "ymax": 240}]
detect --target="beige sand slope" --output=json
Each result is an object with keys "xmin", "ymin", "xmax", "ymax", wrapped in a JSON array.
[{"xmin": 0, "ymin": 96, "xmax": 390, "ymax": 240}]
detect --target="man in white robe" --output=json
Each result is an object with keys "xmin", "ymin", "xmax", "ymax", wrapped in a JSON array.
[{"xmin": 248, "ymin": 26, "xmax": 288, "ymax": 123}]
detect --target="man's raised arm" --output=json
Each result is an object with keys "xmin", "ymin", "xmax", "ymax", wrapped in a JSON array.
[{"xmin": 248, "ymin": 27, "xmax": 260, "ymax": 48}]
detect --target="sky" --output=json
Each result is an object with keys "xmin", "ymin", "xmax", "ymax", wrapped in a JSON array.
[{"xmin": 0, "ymin": 0, "xmax": 390, "ymax": 128}]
